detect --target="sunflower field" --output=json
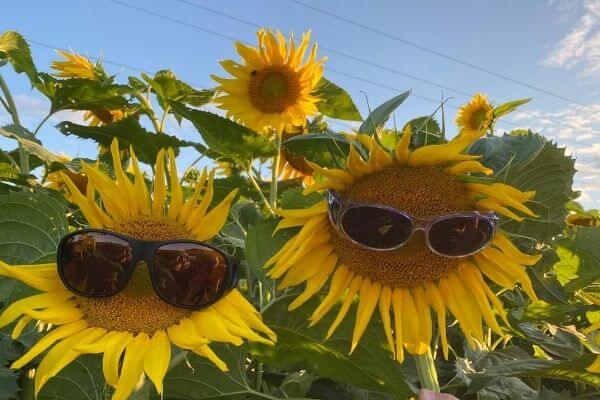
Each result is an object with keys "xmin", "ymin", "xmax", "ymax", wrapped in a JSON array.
[{"xmin": 1, "ymin": 28, "xmax": 600, "ymax": 400}]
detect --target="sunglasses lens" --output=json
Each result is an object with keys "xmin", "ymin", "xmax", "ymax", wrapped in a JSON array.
[
  {"xmin": 58, "ymin": 232, "xmax": 133, "ymax": 296},
  {"xmin": 341, "ymin": 206, "xmax": 413, "ymax": 249},
  {"xmin": 429, "ymin": 215, "xmax": 495, "ymax": 257},
  {"xmin": 154, "ymin": 243, "xmax": 228, "ymax": 308}
]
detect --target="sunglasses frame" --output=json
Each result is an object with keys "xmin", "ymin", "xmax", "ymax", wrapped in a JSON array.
[
  {"xmin": 327, "ymin": 190, "xmax": 499, "ymax": 257},
  {"xmin": 57, "ymin": 228, "xmax": 239, "ymax": 310}
]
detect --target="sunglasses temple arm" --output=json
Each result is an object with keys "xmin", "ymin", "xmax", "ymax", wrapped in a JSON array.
[{"xmin": 228, "ymin": 260, "xmax": 240, "ymax": 290}]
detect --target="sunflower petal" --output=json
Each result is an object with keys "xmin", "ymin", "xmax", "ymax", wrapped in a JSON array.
[
  {"xmin": 144, "ymin": 331, "xmax": 171, "ymax": 395},
  {"xmin": 113, "ymin": 333, "xmax": 149, "ymax": 400}
]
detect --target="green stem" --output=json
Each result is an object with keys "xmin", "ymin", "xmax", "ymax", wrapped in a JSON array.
[
  {"xmin": 269, "ymin": 136, "xmax": 281, "ymax": 208},
  {"xmin": 0, "ymin": 73, "xmax": 29, "ymax": 174},
  {"xmin": 158, "ymin": 105, "xmax": 171, "ymax": 133},
  {"xmin": 247, "ymin": 166, "xmax": 275, "ymax": 215},
  {"xmin": 133, "ymin": 92, "xmax": 161, "ymax": 133},
  {"xmin": 414, "ymin": 349, "xmax": 440, "ymax": 392},
  {"xmin": 20, "ymin": 369, "xmax": 35, "ymax": 400},
  {"xmin": 33, "ymin": 112, "xmax": 53, "ymax": 136}
]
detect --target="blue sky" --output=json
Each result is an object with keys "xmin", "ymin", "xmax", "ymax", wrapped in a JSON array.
[{"xmin": 1, "ymin": 0, "xmax": 599, "ymax": 207}]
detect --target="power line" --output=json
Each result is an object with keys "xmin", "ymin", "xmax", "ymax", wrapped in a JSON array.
[
  {"xmin": 286, "ymin": 0, "xmax": 592, "ymax": 109},
  {"xmin": 157, "ymin": 0, "xmax": 594, "ymax": 133}
]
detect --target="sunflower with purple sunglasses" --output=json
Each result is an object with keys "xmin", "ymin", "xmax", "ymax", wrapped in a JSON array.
[
  {"xmin": 265, "ymin": 107, "xmax": 541, "ymax": 363},
  {"xmin": 0, "ymin": 140, "xmax": 275, "ymax": 400}
]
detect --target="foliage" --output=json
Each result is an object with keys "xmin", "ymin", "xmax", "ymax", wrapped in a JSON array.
[{"xmin": 0, "ymin": 30, "xmax": 597, "ymax": 400}]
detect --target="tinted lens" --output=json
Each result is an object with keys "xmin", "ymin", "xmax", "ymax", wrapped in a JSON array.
[
  {"xmin": 58, "ymin": 232, "xmax": 133, "ymax": 296},
  {"xmin": 340, "ymin": 206, "xmax": 413, "ymax": 249},
  {"xmin": 154, "ymin": 243, "xmax": 228, "ymax": 308},
  {"xmin": 428, "ymin": 215, "xmax": 495, "ymax": 257}
]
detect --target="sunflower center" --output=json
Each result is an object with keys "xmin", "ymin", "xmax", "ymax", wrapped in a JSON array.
[
  {"xmin": 333, "ymin": 164, "xmax": 474, "ymax": 288},
  {"xmin": 76, "ymin": 217, "xmax": 193, "ymax": 334},
  {"xmin": 469, "ymin": 108, "xmax": 489, "ymax": 130},
  {"xmin": 248, "ymin": 65, "xmax": 301, "ymax": 113}
]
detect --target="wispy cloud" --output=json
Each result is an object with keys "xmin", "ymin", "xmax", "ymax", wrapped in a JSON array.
[
  {"xmin": 511, "ymin": 102, "xmax": 600, "ymax": 208},
  {"xmin": 541, "ymin": 0, "xmax": 600, "ymax": 77}
]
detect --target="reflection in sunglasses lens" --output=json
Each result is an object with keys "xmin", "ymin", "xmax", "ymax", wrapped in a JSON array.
[
  {"xmin": 341, "ymin": 206, "xmax": 413, "ymax": 249},
  {"xmin": 428, "ymin": 215, "xmax": 495, "ymax": 257},
  {"xmin": 59, "ymin": 232, "xmax": 133, "ymax": 296},
  {"xmin": 154, "ymin": 243, "xmax": 227, "ymax": 308}
]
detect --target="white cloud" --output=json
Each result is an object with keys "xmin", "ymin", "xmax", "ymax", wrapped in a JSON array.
[
  {"xmin": 541, "ymin": 0, "xmax": 600, "ymax": 77},
  {"xmin": 511, "ymin": 102, "xmax": 600, "ymax": 207}
]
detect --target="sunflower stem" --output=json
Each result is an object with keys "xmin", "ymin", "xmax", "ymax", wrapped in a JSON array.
[
  {"xmin": 247, "ymin": 165, "xmax": 275, "ymax": 215},
  {"xmin": 414, "ymin": 349, "xmax": 440, "ymax": 392},
  {"xmin": 269, "ymin": 136, "xmax": 281, "ymax": 208},
  {"xmin": 133, "ymin": 92, "xmax": 162, "ymax": 133}
]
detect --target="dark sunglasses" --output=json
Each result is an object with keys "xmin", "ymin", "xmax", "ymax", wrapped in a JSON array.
[
  {"xmin": 57, "ymin": 229, "xmax": 239, "ymax": 310},
  {"xmin": 327, "ymin": 190, "xmax": 498, "ymax": 257}
]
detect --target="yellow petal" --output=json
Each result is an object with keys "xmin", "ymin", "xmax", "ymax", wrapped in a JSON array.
[
  {"xmin": 0, "ymin": 261, "xmax": 62, "ymax": 292},
  {"xmin": 152, "ymin": 149, "xmax": 167, "ymax": 216},
  {"xmin": 395, "ymin": 124, "xmax": 412, "ymax": 164},
  {"xmin": 288, "ymin": 253, "xmax": 338, "ymax": 311},
  {"xmin": 12, "ymin": 320, "xmax": 88, "ymax": 369},
  {"xmin": 144, "ymin": 331, "xmax": 171, "ymax": 395},
  {"xmin": 113, "ymin": 333, "xmax": 149, "ymax": 400},
  {"xmin": 351, "ymin": 279, "xmax": 381, "ymax": 353},
  {"xmin": 12, "ymin": 316, "xmax": 32, "ymax": 339},
  {"xmin": 378, "ymin": 286, "xmax": 395, "ymax": 357},
  {"xmin": 492, "ymin": 233, "xmax": 541, "ymax": 265},
  {"xmin": 310, "ymin": 266, "xmax": 353, "ymax": 326},
  {"xmin": 447, "ymin": 160, "xmax": 493, "ymax": 176},
  {"xmin": 326, "ymin": 274, "xmax": 362, "ymax": 339},
  {"xmin": 276, "ymin": 200, "xmax": 328, "ymax": 219},
  {"xmin": 307, "ymin": 162, "xmax": 355, "ymax": 184},
  {"xmin": 0, "ymin": 292, "xmax": 72, "ymax": 328},
  {"xmin": 391, "ymin": 288, "xmax": 404, "ymax": 362},
  {"xmin": 193, "ymin": 344, "xmax": 228, "ymax": 371},
  {"xmin": 167, "ymin": 149, "xmax": 183, "ymax": 220},
  {"xmin": 425, "ymin": 282, "xmax": 448, "ymax": 360},
  {"xmin": 190, "ymin": 311, "xmax": 244, "ymax": 345},
  {"xmin": 103, "ymin": 331, "xmax": 134, "ymax": 387}
]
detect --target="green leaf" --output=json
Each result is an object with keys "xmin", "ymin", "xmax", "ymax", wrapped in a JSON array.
[
  {"xmin": 515, "ymin": 323, "xmax": 583, "ymax": 360},
  {"xmin": 250, "ymin": 296, "xmax": 413, "ymax": 399},
  {"xmin": 554, "ymin": 228, "xmax": 600, "ymax": 292},
  {"xmin": 56, "ymin": 117, "xmax": 210, "ymax": 164},
  {"xmin": 0, "ymin": 31, "xmax": 38, "ymax": 84},
  {"xmin": 0, "ymin": 191, "xmax": 69, "ymax": 264},
  {"xmin": 519, "ymin": 354, "xmax": 600, "ymax": 387},
  {"xmin": 143, "ymin": 70, "xmax": 214, "ymax": 114},
  {"xmin": 358, "ymin": 91, "xmax": 411, "ymax": 134},
  {"xmin": 468, "ymin": 132, "xmax": 546, "ymax": 174},
  {"xmin": 493, "ymin": 98, "xmax": 531, "ymax": 119},
  {"xmin": 44, "ymin": 77, "xmax": 134, "ymax": 114},
  {"xmin": 518, "ymin": 300, "xmax": 599, "ymax": 323},
  {"xmin": 169, "ymin": 102, "xmax": 276, "ymax": 163},
  {"xmin": 163, "ymin": 345, "xmax": 268, "ymax": 399},
  {"xmin": 280, "ymin": 188, "xmax": 323, "ymax": 209},
  {"xmin": 283, "ymin": 133, "xmax": 352, "ymax": 169},
  {"xmin": 37, "ymin": 355, "xmax": 106, "ymax": 400},
  {"xmin": 0, "ymin": 125, "xmax": 61, "ymax": 165},
  {"xmin": 401, "ymin": 116, "xmax": 443, "ymax": 148},
  {"xmin": 0, "ymin": 367, "xmax": 19, "ymax": 400},
  {"xmin": 314, "ymin": 77, "xmax": 362, "ymax": 121},
  {"xmin": 480, "ymin": 134, "xmax": 576, "ymax": 243},
  {"xmin": 244, "ymin": 217, "xmax": 298, "ymax": 276}
]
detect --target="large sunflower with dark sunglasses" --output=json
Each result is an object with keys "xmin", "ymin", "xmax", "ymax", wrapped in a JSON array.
[
  {"xmin": 266, "ymin": 123, "xmax": 541, "ymax": 362},
  {"xmin": 0, "ymin": 140, "xmax": 275, "ymax": 400}
]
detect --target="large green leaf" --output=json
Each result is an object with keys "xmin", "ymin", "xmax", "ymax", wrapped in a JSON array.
[
  {"xmin": 162, "ymin": 346, "xmax": 270, "ymax": 399},
  {"xmin": 0, "ymin": 367, "xmax": 19, "ymax": 400},
  {"xmin": 468, "ymin": 132, "xmax": 545, "ymax": 174},
  {"xmin": 250, "ymin": 296, "xmax": 413, "ymax": 399},
  {"xmin": 520, "ymin": 354, "xmax": 600, "ymax": 387},
  {"xmin": 0, "ymin": 125, "xmax": 61, "ymax": 165},
  {"xmin": 170, "ymin": 102, "xmax": 276, "ymax": 163},
  {"xmin": 0, "ymin": 31, "xmax": 38, "ymax": 84},
  {"xmin": 517, "ymin": 300, "xmax": 600, "ymax": 324},
  {"xmin": 44, "ymin": 77, "xmax": 134, "ymax": 114},
  {"xmin": 283, "ymin": 133, "xmax": 352, "ymax": 169},
  {"xmin": 143, "ymin": 70, "xmax": 214, "ymax": 113},
  {"xmin": 481, "ymin": 134, "xmax": 576, "ymax": 243},
  {"xmin": 56, "ymin": 117, "xmax": 211, "ymax": 164},
  {"xmin": 553, "ymin": 228, "xmax": 600, "ymax": 292},
  {"xmin": 402, "ymin": 116, "xmax": 443, "ymax": 148},
  {"xmin": 245, "ymin": 217, "xmax": 299, "ymax": 276},
  {"xmin": 358, "ymin": 91, "xmax": 410, "ymax": 134},
  {"xmin": 0, "ymin": 191, "xmax": 69, "ymax": 264},
  {"xmin": 314, "ymin": 77, "xmax": 362, "ymax": 122},
  {"xmin": 37, "ymin": 355, "xmax": 107, "ymax": 400}
]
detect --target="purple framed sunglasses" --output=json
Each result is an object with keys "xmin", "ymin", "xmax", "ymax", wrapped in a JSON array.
[{"xmin": 326, "ymin": 190, "xmax": 499, "ymax": 257}]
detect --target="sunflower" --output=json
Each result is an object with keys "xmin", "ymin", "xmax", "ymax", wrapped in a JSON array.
[
  {"xmin": 265, "ymin": 125, "xmax": 541, "ymax": 362},
  {"xmin": 83, "ymin": 108, "xmax": 126, "ymax": 126},
  {"xmin": 0, "ymin": 140, "xmax": 275, "ymax": 399},
  {"xmin": 455, "ymin": 93, "xmax": 494, "ymax": 138},
  {"xmin": 212, "ymin": 28, "xmax": 326, "ymax": 135},
  {"xmin": 51, "ymin": 49, "xmax": 105, "ymax": 80},
  {"xmin": 44, "ymin": 154, "xmax": 88, "ymax": 203}
]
